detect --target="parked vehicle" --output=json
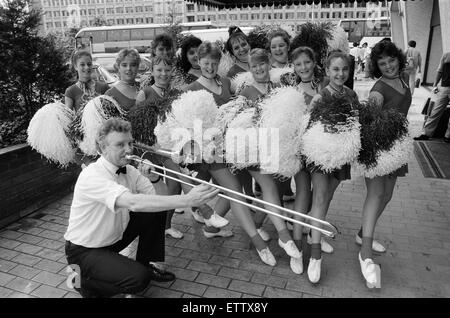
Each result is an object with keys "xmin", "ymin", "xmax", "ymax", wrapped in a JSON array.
[{"xmin": 92, "ymin": 53, "xmax": 151, "ymax": 82}]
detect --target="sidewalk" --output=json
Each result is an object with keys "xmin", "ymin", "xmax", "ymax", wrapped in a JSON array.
[{"xmin": 0, "ymin": 85, "xmax": 449, "ymax": 298}]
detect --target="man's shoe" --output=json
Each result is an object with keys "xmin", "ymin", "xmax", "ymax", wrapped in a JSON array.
[
  {"xmin": 256, "ymin": 247, "xmax": 276, "ymax": 266},
  {"xmin": 413, "ymin": 134, "xmax": 430, "ymax": 141},
  {"xmin": 204, "ymin": 212, "xmax": 229, "ymax": 228},
  {"xmin": 278, "ymin": 239, "xmax": 301, "ymax": 258},
  {"xmin": 290, "ymin": 252, "xmax": 303, "ymax": 275},
  {"xmin": 257, "ymin": 228, "xmax": 270, "ymax": 242},
  {"xmin": 307, "ymin": 258, "xmax": 322, "ymax": 283},
  {"xmin": 202, "ymin": 228, "xmax": 233, "ymax": 238},
  {"xmin": 355, "ymin": 234, "xmax": 386, "ymax": 253},
  {"xmin": 147, "ymin": 264, "xmax": 175, "ymax": 282},
  {"xmin": 443, "ymin": 137, "xmax": 450, "ymax": 143},
  {"xmin": 190, "ymin": 208, "xmax": 205, "ymax": 224},
  {"xmin": 165, "ymin": 227, "xmax": 184, "ymax": 239},
  {"xmin": 307, "ymin": 234, "xmax": 334, "ymax": 254}
]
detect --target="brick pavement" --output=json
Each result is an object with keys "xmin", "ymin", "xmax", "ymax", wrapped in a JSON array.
[{"xmin": 0, "ymin": 84, "xmax": 449, "ymax": 298}]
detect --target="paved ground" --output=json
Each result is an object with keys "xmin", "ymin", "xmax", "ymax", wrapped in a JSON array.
[{"xmin": 0, "ymin": 80, "xmax": 449, "ymax": 298}]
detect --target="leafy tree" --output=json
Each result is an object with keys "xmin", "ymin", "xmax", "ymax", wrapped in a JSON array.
[{"xmin": 0, "ymin": 0, "xmax": 72, "ymax": 147}]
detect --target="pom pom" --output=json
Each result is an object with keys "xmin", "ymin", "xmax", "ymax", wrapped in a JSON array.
[
  {"xmin": 354, "ymin": 101, "xmax": 412, "ymax": 178},
  {"xmin": 217, "ymin": 52, "xmax": 235, "ymax": 78},
  {"xmin": 301, "ymin": 94, "xmax": 361, "ymax": 172},
  {"xmin": 258, "ymin": 86, "xmax": 309, "ymax": 177},
  {"xmin": 215, "ymin": 96, "xmax": 253, "ymax": 134},
  {"xmin": 291, "ymin": 22, "xmax": 333, "ymax": 66},
  {"xmin": 232, "ymin": 67, "xmax": 293, "ymax": 95},
  {"xmin": 154, "ymin": 90, "xmax": 219, "ymax": 163},
  {"xmin": 326, "ymin": 24, "xmax": 349, "ymax": 54},
  {"xmin": 130, "ymin": 89, "xmax": 181, "ymax": 146},
  {"xmin": 225, "ymin": 107, "xmax": 259, "ymax": 170},
  {"xmin": 27, "ymin": 101, "xmax": 76, "ymax": 167},
  {"xmin": 78, "ymin": 95, "xmax": 127, "ymax": 156}
]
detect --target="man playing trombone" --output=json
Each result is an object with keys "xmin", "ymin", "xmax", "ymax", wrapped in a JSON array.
[{"xmin": 64, "ymin": 118, "xmax": 219, "ymax": 298}]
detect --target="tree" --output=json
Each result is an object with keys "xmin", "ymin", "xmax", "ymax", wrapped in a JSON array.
[{"xmin": 0, "ymin": 0, "xmax": 72, "ymax": 147}]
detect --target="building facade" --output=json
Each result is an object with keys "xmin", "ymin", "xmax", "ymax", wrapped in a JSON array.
[
  {"xmin": 390, "ymin": 0, "xmax": 450, "ymax": 85},
  {"xmin": 32, "ymin": 0, "xmax": 389, "ymax": 35}
]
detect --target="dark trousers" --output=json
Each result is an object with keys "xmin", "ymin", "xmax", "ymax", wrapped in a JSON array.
[{"xmin": 65, "ymin": 211, "xmax": 166, "ymax": 297}]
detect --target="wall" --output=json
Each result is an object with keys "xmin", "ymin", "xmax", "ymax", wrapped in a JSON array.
[
  {"xmin": 438, "ymin": 0, "xmax": 450, "ymax": 53},
  {"xmin": 0, "ymin": 144, "xmax": 80, "ymax": 229}
]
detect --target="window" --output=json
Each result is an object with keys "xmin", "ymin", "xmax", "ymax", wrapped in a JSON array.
[
  {"xmin": 54, "ymin": 11, "xmax": 60, "ymax": 17},
  {"xmin": 297, "ymin": 12, "xmax": 306, "ymax": 19},
  {"xmin": 116, "ymin": 19, "xmax": 124, "ymax": 25},
  {"xmin": 187, "ymin": 16, "xmax": 195, "ymax": 22},
  {"xmin": 97, "ymin": 8, "xmax": 105, "ymax": 15},
  {"xmin": 322, "ymin": 3, "xmax": 330, "ymax": 8},
  {"xmin": 116, "ymin": 7, "xmax": 123, "ymax": 14},
  {"xmin": 229, "ymin": 14, "xmax": 237, "ymax": 20},
  {"xmin": 187, "ymin": 4, "xmax": 195, "ymax": 12},
  {"xmin": 240, "ymin": 14, "xmax": 248, "ymax": 20},
  {"xmin": 46, "ymin": 22, "xmax": 53, "ymax": 29},
  {"xmin": 218, "ymin": 14, "xmax": 226, "ymax": 20},
  {"xmin": 126, "ymin": 18, "xmax": 134, "ymax": 24},
  {"xmin": 344, "ymin": 11, "xmax": 353, "ymax": 19},
  {"xmin": 320, "ymin": 12, "xmax": 329, "ymax": 19},
  {"xmin": 145, "ymin": 17, "xmax": 153, "ymax": 23},
  {"xmin": 145, "ymin": 6, "xmax": 152, "ymax": 12},
  {"xmin": 88, "ymin": 9, "xmax": 95, "ymax": 15},
  {"xmin": 343, "ymin": 2, "xmax": 353, "ymax": 8},
  {"xmin": 208, "ymin": 15, "xmax": 216, "ymax": 21},
  {"xmin": 286, "ymin": 12, "xmax": 294, "ymax": 19},
  {"xmin": 106, "ymin": 8, "xmax": 114, "ymax": 14},
  {"xmin": 126, "ymin": 7, "xmax": 133, "ymax": 13},
  {"xmin": 107, "ymin": 19, "xmax": 114, "ymax": 24},
  {"xmin": 136, "ymin": 6, "xmax": 143, "ymax": 13},
  {"xmin": 251, "ymin": 13, "xmax": 259, "ymax": 20},
  {"xmin": 357, "ymin": 2, "xmax": 366, "ymax": 7},
  {"xmin": 197, "ymin": 4, "xmax": 205, "ymax": 11},
  {"xmin": 263, "ymin": 13, "xmax": 271, "ymax": 20},
  {"xmin": 55, "ymin": 21, "xmax": 61, "ymax": 27},
  {"xmin": 197, "ymin": 15, "xmax": 205, "ymax": 21}
]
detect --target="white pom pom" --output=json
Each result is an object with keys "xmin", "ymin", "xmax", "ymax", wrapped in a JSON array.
[
  {"xmin": 302, "ymin": 120, "xmax": 361, "ymax": 173},
  {"xmin": 78, "ymin": 95, "xmax": 125, "ymax": 156},
  {"xmin": 27, "ymin": 101, "xmax": 76, "ymax": 167},
  {"xmin": 354, "ymin": 134, "xmax": 413, "ymax": 178},
  {"xmin": 327, "ymin": 25, "xmax": 349, "ymax": 54},
  {"xmin": 215, "ymin": 96, "xmax": 252, "ymax": 134},
  {"xmin": 258, "ymin": 86, "xmax": 308, "ymax": 177},
  {"xmin": 225, "ymin": 107, "xmax": 259, "ymax": 170},
  {"xmin": 232, "ymin": 71, "xmax": 254, "ymax": 94},
  {"xmin": 218, "ymin": 52, "xmax": 235, "ymax": 78},
  {"xmin": 269, "ymin": 66, "xmax": 294, "ymax": 84}
]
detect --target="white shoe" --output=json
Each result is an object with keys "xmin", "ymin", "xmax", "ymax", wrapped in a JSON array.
[
  {"xmin": 174, "ymin": 208, "xmax": 185, "ymax": 214},
  {"xmin": 202, "ymin": 229, "xmax": 233, "ymax": 238},
  {"xmin": 358, "ymin": 253, "xmax": 381, "ymax": 289},
  {"xmin": 204, "ymin": 212, "xmax": 229, "ymax": 228},
  {"xmin": 257, "ymin": 228, "xmax": 270, "ymax": 242},
  {"xmin": 165, "ymin": 227, "xmax": 184, "ymax": 239},
  {"xmin": 290, "ymin": 252, "xmax": 303, "ymax": 275},
  {"xmin": 282, "ymin": 194, "xmax": 296, "ymax": 201},
  {"xmin": 307, "ymin": 235, "xmax": 334, "ymax": 254},
  {"xmin": 307, "ymin": 258, "xmax": 322, "ymax": 283},
  {"xmin": 190, "ymin": 208, "xmax": 205, "ymax": 224},
  {"xmin": 278, "ymin": 239, "xmax": 301, "ymax": 258},
  {"xmin": 257, "ymin": 247, "xmax": 276, "ymax": 266},
  {"xmin": 355, "ymin": 234, "xmax": 386, "ymax": 253}
]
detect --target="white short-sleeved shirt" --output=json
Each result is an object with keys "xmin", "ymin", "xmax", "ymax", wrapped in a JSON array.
[{"xmin": 64, "ymin": 156, "xmax": 155, "ymax": 248}]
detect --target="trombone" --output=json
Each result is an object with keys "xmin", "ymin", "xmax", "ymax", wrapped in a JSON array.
[{"xmin": 128, "ymin": 144, "xmax": 340, "ymax": 238}]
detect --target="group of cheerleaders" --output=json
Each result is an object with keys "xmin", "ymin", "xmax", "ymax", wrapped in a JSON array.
[{"xmin": 65, "ymin": 26, "xmax": 411, "ymax": 289}]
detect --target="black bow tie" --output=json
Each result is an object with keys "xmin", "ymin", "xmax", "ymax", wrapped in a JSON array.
[{"xmin": 116, "ymin": 166, "xmax": 127, "ymax": 175}]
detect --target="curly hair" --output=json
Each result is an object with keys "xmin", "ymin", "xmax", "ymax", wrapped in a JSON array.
[
  {"xmin": 179, "ymin": 35, "xmax": 202, "ymax": 74},
  {"xmin": 369, "ymin": 40, "xmax": 406, "ymax": 79},
  {"xmin": 151, "ymin": 33, "xmax": 175, "ymax": 57},
  {"xmin": 114, "ymin": 48, "xmax": 141, "ymax": 73},
  {"xmin": 96, "ymin": 118, "xmax": 132, "ymax": 153},
  {"xmin": 226, "ymin": 26, "xmax": 249, "ymax": 57}
]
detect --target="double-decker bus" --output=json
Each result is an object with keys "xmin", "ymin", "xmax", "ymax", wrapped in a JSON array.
[
  {"xmin": 75, "ymin": 22, "xmax": 218, "ymax": 53},
  {"xmin": 338, "ymin": 17, "xmax": 391, "ymax": 48}
]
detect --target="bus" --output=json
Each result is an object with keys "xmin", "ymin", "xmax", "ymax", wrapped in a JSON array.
[
  {"xmin": 338, "ymin": 17, "xmax": 391, "ymax": 47},
  {"xmin": 180, "ymin": 27, "xmax": 254, "ymax": 43},
  {"xmin": 75, "ymin": 22, "xmax": 218, "ymax": 53}
]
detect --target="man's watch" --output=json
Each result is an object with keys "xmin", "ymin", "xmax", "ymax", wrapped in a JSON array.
[{"xmin": 150, "ymin": 175, "xmax": 161, "ymax": 184}]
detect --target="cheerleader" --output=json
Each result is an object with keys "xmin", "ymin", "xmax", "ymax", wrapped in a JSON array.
[
  {"xmin": 105, "ymin": 48, "xmax": 141, "ymax": 111},
  {"xmin": 357, "ymin": 41, "xmax": 411, "ymax": 288},
  {"xmin": 307, "ymin": 51, "xmax": 359, "ymax": 283},
  {"xmin": 185, "ymin": 42, "xmax": 277, "ymax": 266},
  {"xmin": 268, "ymin": 30, "xmax": 291, "ymax": 69},
  {"xmin": 267, "ymin": 29, "xmax": 295, "ymax": 204},
  {"xmin": 226, "ymin": 26, "xmax": 251, "ymax": 78},
  {"xmin": 286, "ymin": 47, "xmax": 334, "ymax": 275},
  {"xmin": 140, "ymin": 33, "xmax": 176, "ymax": 90},
  {"xmin": 172, "ymin": 35, "xmax": 203, "ymax": 90},
  {"xmin": 65, "ymin": 50, "xmax": 109, "ymax": 112},
  {"xmin": 238, "ymin": 48, "xmax": 302, "ymax": 263}
]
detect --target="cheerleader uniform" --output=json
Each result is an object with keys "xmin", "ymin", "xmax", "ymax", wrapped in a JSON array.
[
  {"xmin": 307, "ymin": 86, "xmax": 359, "ymax": 181},
  {"xmin": 105, "ymin": 86, "xmax": 137, "ymax": 111},
  {"xmin": 65, "ymin": 81, "xmax": 109, "ymax": 112},
  {"xmin": 227, "ymin": 64, "xmax": 247, "ymax": 78},
  {"xmin": 370, "ymin": 79, "xmax": 412, "ymax": 177}
]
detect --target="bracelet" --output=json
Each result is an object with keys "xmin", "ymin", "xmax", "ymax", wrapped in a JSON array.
[{"xmin": 150, "ymin": 175, "xmax": 161, "ymax": 184}]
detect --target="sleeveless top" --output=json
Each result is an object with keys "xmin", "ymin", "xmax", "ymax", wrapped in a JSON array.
[
  {"xmin": 318, "ymin": 85, "xmax": 359, "ymax": 104},
  {"xmin": 240, "ymin": 82, "xmax": 280, "ymax": 102},
  {"xmin": 65, "ymin": 81, "xmax": 109, "ymax": 112},
  {"xmin": 186, "ymin": 77, "xmax": 233, "ymax": 107},
  {"xmin": 226, "ymin": 64, "xmax": 247, "ymax": 78},
  {"xmin": 105, "ymin": 86, "xmax": 137, "ymax": 111},
  {"xmin": 370, "ymin": 79, "xmax": 412, "ymax": 117}
]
